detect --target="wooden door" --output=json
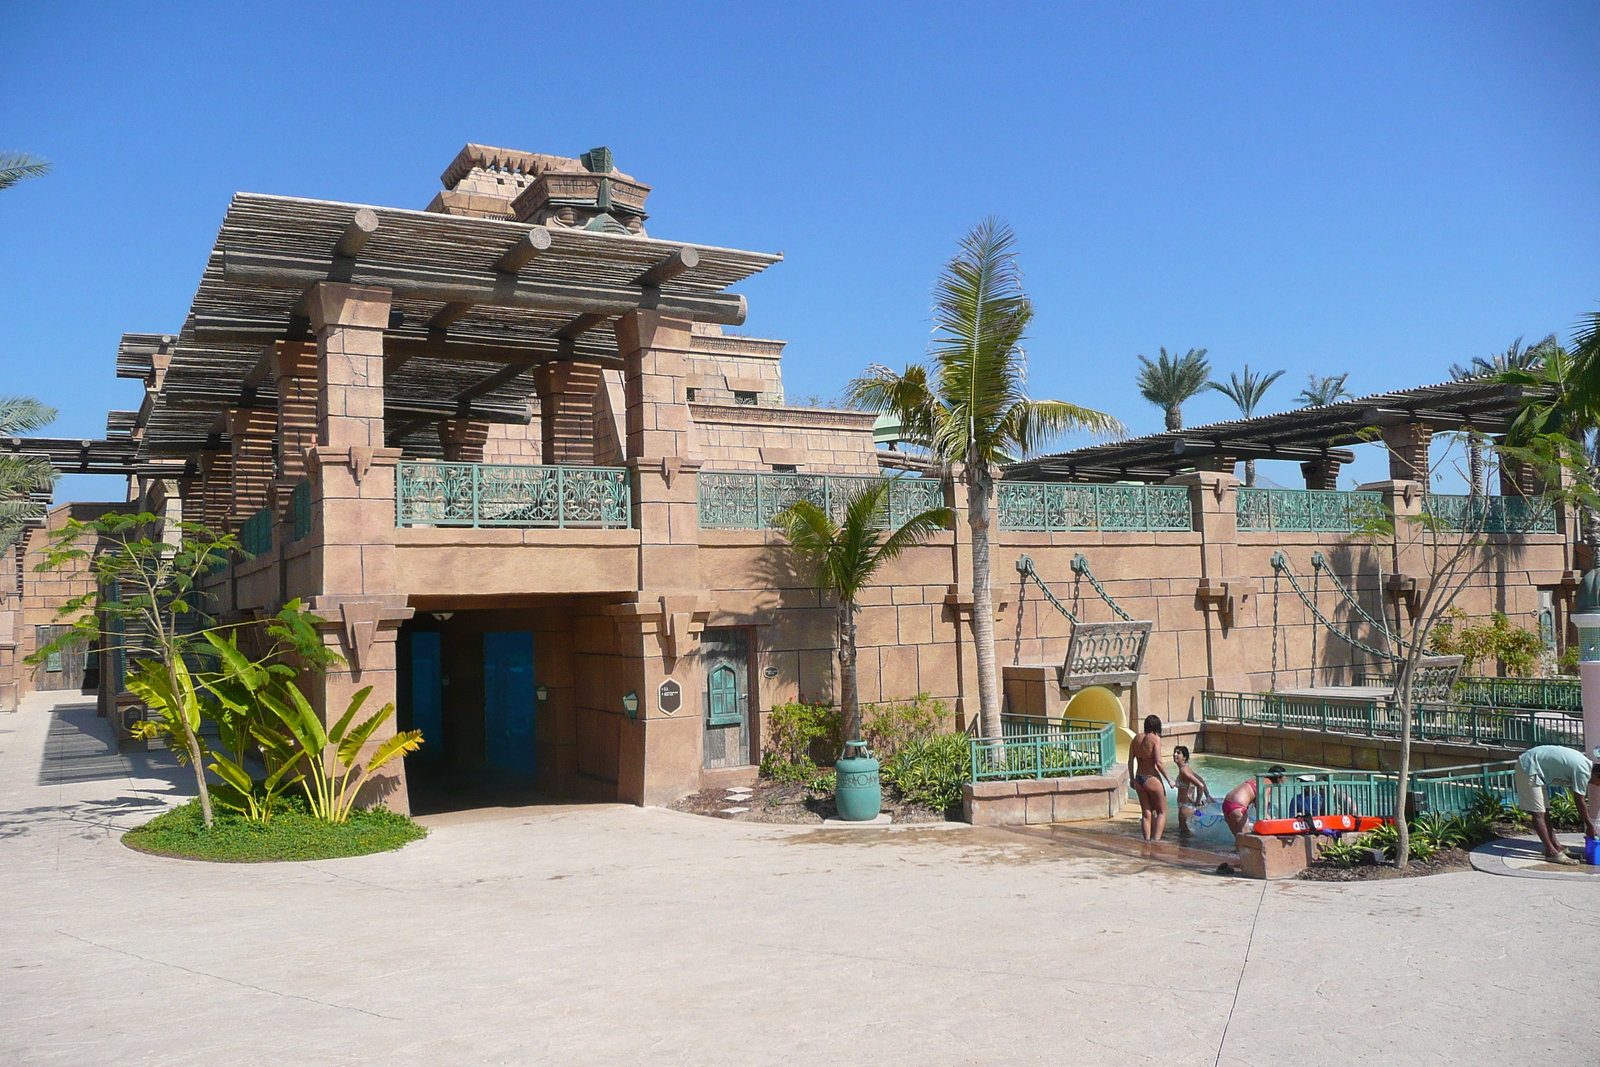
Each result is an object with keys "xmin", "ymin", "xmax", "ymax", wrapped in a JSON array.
[
  {"xmin": 483, "ymin": 631, "xmax": 537, "ymax": 776},
  {"xmin": 34, "ymin": 625, "xmax": 85, "ymax": 692},
  {"xmin": 701, "ymin": 628, "xmax": 751, "ymax": 769}
]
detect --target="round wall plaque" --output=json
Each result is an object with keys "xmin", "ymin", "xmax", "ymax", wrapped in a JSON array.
[{"xmin": 658, "ymin": 678, "xmax": 682, "ymax": 714}]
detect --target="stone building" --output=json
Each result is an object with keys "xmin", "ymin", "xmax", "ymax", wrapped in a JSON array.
[{"xmin": 0, "ymin": 144, "xmax": 1579, "ymax": 816}]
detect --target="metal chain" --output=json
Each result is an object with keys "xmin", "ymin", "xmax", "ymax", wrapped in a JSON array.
[
  {"xmin": 1309, "ymin": 551, "xmax": 1412, "ymax": 651},
  {"xmin": 1014, "ymin": 555, "xmax": 1080, "ymax": 625},
  {"xmin": 1069, "ymin": 553, "xmax": 1134, "ymax": 622},
  {"xmin": 1270, "ymin": 569, "xmax": 1281, "ymax": 691},
  {"xmin": 1271, "ymin": 551, "xmax": 1401, "ymax": 662}
]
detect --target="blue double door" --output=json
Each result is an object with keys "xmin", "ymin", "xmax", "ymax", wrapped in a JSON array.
[{"xmin": 409, "ymin": 630, "xmax": 537, "ymax": 777}]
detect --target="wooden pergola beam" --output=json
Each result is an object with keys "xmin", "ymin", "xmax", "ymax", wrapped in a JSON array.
[
  {"xmin": 222, "ymin": 249, "xmax": 748, "ymax": 325},
  {"xmin": 633, "ymin": 245, "xmax": 699, "ymax": 287}
]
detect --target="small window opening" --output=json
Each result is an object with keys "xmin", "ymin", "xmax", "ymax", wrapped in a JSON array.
[
  {"xmin": 771, "ymin": 464, "xmax": 798, "ymax": 474},
  {"xmin": 685, "ymin": 387, "xmax": 697, "ymax": 402},
  {"xmin": 734, "ymin": 391, "xmax": 758, "ymax": 406}
]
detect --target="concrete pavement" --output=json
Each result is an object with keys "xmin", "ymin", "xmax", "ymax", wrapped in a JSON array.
[{"xmin": 2, "ymin": 691, "xmax": 1596, "ymax": 1066}]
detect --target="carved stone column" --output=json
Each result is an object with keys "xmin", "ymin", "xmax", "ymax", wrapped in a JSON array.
[
  {"xmin": 1382, "ymin": 423, "xmax": 1432, "ymax": 483},
  {"xmin": 437, "ymin": 418, "xmax": 489, "ymax": 462},
  {"xmin": 302, "ymin": 282, "xmax": 414, "ymax": 813},
  {"xmin": 1300, "ymin": 457, "xmax": 1343, "ymax": 491},
  {"xmin": 534, "ymin": 362, "xmax": 604, "ymax": 465}
]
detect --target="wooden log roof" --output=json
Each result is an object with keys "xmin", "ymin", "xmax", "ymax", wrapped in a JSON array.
[
  {"xmin": 5, "ymin": 437, "xmax": 139, "ymax": 475},
  {"xmin": 1006, "ymin": 378, "xmax": 1545, "ymax": 483},
  {"xmin": 136, "ymin": 192, "xmax": 782, "ymax": 458}
]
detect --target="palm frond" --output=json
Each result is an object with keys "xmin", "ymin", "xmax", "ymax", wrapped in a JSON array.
[
  {"xmin": 1295, "ymin": 373, "xmax": 1353, "ymax": 407},
  {"xmin": 0, "ymin": 396, "xmax": 58, "ymax": 435},
  {"xmin": 1135, "ymin": 347, "xmax": 1212, "ymax": 429},
  {"xmin": 1208, "ymin": 365, "xmax": 1285, "ymax": 419},
  {"xmin": 0, "ymin": 152, "xmax": 53, "ymax": 193}
]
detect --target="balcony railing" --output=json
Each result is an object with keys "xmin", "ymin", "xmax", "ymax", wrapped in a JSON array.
[
  {"xmin": 396, "ymin": 462, "xmax": 632, "ymax": 529},
  {"xmin": 1235, "ymin": 487, "xmax": 1385, "ymax": 533},
  {"xmin": 1422, "ymin": 494, "xmax": 1557, "ymax": 534},
  {"xmin": 1201, "ymin": 690, "xmax": 1583, "ymax": 750},
  {"xmin": 239, "ymin": 507, "xmax": 273, "ymax": 556},
  {"xmin": 969, "ymin": 715, "xmax": 1116, "ymax": 781},
  {"xmin": 697, "ymin": 472, "xmax": 945, "ymax": 530},
  {"xmin": 996, "ymin": 482, "xmax": 1193, "ymax": 532}
]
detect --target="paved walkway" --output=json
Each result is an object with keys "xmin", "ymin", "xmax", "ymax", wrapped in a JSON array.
[{"xmin": 2, "ymin": 692, "xmax": 1596, "ymax": 1066}]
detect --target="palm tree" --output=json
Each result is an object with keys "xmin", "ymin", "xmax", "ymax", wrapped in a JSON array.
[
  {"xmin": 1295, "ymin": 373, "xmax": 1353, "ymax": 407},
  {"xmin": 1451, "ymin": 336, "xmax": 1555, "ymax": 495},
  {"xmin": 771, "ymin": 481, "xmax": 949, "ymax": 747},
  {"xmin": 1208, "ymin": 365, "xmax": 1284, "ymax": 486},
  {"xmin": 847, "ymin": 218, "xmax": 1123, "ymax": 746},
  {"xmin": 0, "ymin": 152, "xmax": 52, "ymax": 193},
  {"xmin": 0, "ymin": 396, "xmax": 58, "ymax": 549},
  {"xmin": 1135, "ymin": 347, "xmax": 1211, "ymax": 431}
]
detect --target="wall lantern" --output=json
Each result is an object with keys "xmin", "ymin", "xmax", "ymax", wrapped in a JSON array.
[
  {"xmin": 622, "ymin": 691, "xmax": 640, "ymax": 719},
  {"xmin": 431, "ymin": 611, "xmax": 454, "ymax": 622},
  {"xmin": 535, "ymin": 684, "xmax": 549, "ymax": 703}
]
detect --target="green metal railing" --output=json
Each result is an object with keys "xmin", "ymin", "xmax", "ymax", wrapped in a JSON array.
[
  {"xmin": 996, "ymin": 481, "xmax": 1193, "ymax": 532},
  {"xmin": 697, "ymin": 471, "xmax": 945, "ymax": 530},
  {"xmin": 1249, "ymin": 762, "xmax": 1518, "ymax": 822},
  {"xmin": 1202, "ymin": 690, "xmax": 1582, "ymax": 750},
  {"xmin": 1235, "ymin": 488, "xmax": 1385, "ymax": 532},
  {"xmin": 1356, "ymin": 672, "xmax": 1581, "ymax": 713},
  {"xmin": 238, "ymin": 507, "xmax": 273, "ymax": 556},
  {"xmin": 970, "ymin": 715, "xmax": 1116, "ymax": 781},
  {"xmin": 1422, "ymin": 494, "xmax": 1557, "ymax": 534},
  {"xmin": 289, "ymin": 480, "xmax": 312, "ymax": 541},
  {"xmin": 397, "ymin": 461, "xmax": 632, "ymax": 529}
]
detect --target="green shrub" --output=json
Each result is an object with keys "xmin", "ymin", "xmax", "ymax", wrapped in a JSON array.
[
  {"xmin": 759, "ymin": 751, "xmax": 818, "ymax": 784},
  {"xmin": 1412, "ymin": 812, "xmax": 1469, "ymax": 851},
  {"xmin": 861, "ymin": 694, "xmax": 946, "ymax": 759},
  {"xmin": 882, "ymin": 733, "xmax": 971, "ymax": 814},
  {"xmin": 765, "ymin": 700, "xmax": 842, "ymax": 765},
  {"xmin": 1466, "ymin": 789, "xmax": 1528, "ymax": 828},
  {"xmin": 1317, "ymin": 837, "xmax": 1362, "ymax": 867},
  {"xmin": 1548, "ymin": 788, "xmax": 1583, "ymax": 830},
  {"xmin": 807, "ymin": 769, "xmax": 838, "ymax": 795},
  {"xmin": 1429, "ymin": 608, "xmax": 1543, "ymax": 676}
]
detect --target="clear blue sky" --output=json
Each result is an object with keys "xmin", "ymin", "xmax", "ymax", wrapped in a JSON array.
[{"xmin": 3, "ymin": 1, "xmax": 1597, "ymax": 500}]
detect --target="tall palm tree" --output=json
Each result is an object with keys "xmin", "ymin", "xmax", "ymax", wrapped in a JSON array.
[
  {"xmin": 1295, "ymin": 373, "xmax": 1353, "ymax": 407},
  {"xmin": 0, "ymin": 152, "xmax": 52, "ymax": 193},
  {"xmin": 1208, "ymin": 365, "xmax": 1284, "ymax": 486},
  {"xmin": 848, "ymin": 218, "xmax": 1123, "ymax": 746},
  {"xmin": 771, "ymin": 481, "xmax": 949, "ymax": 747},
  {"xmin": 0, "ymin": 396, "xmax": 58, "ymax": 549},
  {"xmin": 1135, "ymin": 347, "xmax": 1211, "ymax": 431},
  {"xmin": 1450, "ymin": 336, "xmax": 1555, "ymax": 495}
]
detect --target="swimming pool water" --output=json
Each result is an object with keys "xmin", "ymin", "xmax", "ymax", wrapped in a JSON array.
[{"xmin": 1140, "ymin": 753, "xmax": 1328, "ymax": 847}]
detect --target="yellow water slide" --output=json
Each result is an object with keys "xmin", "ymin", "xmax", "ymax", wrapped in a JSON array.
[{"xmin": 1063, "ymin": 686, "xmax": 1135, "ymax": 765}]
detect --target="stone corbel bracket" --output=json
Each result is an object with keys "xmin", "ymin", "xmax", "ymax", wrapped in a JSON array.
[
  {"xmin": 606, "ymin": 595, "xmax": 716, "ymax": 662},
  {"xmin": 310, "ymin": 445, "xmax": 403, "ymax": 485},
  {"xmin": 1195, "ymin": 578, "xmax": 1257, "ymax": 628},
  {"xmin": 942, "ymin": 585, "xmax": 1010, "ymax": 621},
  {"xmin": 308, "ymin": 594, "xmax": 414, "ymax": 673},
  {"xmin": 1385, "ymin": 573, "xmax": 1420, "ymax": 621}
]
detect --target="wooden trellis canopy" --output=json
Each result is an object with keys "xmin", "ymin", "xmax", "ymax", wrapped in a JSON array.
[
  {"xmin": 4, "ymin": 437, "xmax": 139, "ymax": 475},
  {"xmin": 136, "ymin": 193, "xmax": 782, "ymax": 458},
  {"xmin": 1008, "ymin": 379, "xmax": 1547, "ymax": 484}
]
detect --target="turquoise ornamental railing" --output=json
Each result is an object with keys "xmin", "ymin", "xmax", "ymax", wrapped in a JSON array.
[
  {"xmin": 1201, "ymin": 690, "xmax": 1583, "ymax": 750},
  {"xmin": 1248, "ymin": 761, "xmax": 1518, "ymax": 822},
  {"xmin": 969, "ymin": 715, "xmax": 1115, "ymax": 781},
  {"xmin": 996, "ymin": 482, "xmax": 1192, "ymax": 532},
  {"xmin": 697, "ymin": 472, "xmax": 944, "ymax": 530},
  {"xmin": 1235, "ymin": 487, "xmax": 1385, "ymax": 533},
  {"xmin": 1356, "ymin": 672, "xmax": 1582, "ymax": 713},
  {"xmin": 289, "ymin": 480, "xmax": 312, "ymax": 541},
  {"xmin": 1423, "ymin": 494, "xmax": 1557, "ymax": 534},
  {"xmin": 396, "ymin": 462, "xmax": 632, "ymax": 529},
  {"xmin": 238, "ymin": 507, "xmax": 273, "ymax": 556}
]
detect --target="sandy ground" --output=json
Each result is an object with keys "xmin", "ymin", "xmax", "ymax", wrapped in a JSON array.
[{"xmin": 2, "ymin": 691, "xmax": 1596, "ymax": 1066}]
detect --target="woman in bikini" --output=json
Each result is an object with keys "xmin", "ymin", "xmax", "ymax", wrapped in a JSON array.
[
  {"xmin": 1222, "ymin": 765, "xmax": 1287, "ymax": 837},
  {"xmin": 1128, "ymin": 715, "xmax": 1174, "ymax": 841}
]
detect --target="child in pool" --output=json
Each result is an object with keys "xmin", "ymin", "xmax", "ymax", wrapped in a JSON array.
[{"xmin": 1172, "ymin": 746, "xmax": 1213, "ymax": 835}]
